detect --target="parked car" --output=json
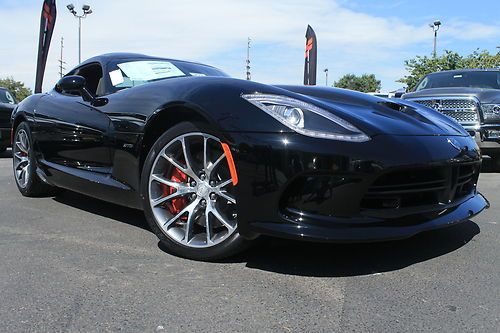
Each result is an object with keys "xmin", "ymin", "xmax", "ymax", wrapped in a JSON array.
[
  {"xmin": 0, "ymin": 87, "xmax": 16, "ymax": 152},
  {"xmin": 403, "ymin": 69, "xmax": 500, "ymax": 167},
  {"xmin": 11, "ymin": 53, "xmax": 488, "ymax": 260}
]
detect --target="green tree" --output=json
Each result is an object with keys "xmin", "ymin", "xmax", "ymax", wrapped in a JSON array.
[
  {"xmin": 0, "ymin": 77, "xmax": 32, "ymax": 102},
  {"xmin": 333, "ymin": 73, "xmax": 381, "ymax": 93},
  {"xmin": 398, "ymin": 49, "xmax": 500, "ymax": 91}
]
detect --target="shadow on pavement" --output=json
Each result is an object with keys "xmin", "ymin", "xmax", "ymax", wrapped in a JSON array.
[
  {"xmin": 235, "ymin": 221, "xmax": 480, "ymax": 277},
  {"xmin": 53, "ymin": 190, "xmax": 150, "ymax": 231},
  {"xmin": 52, "ymin": 182, "xmax": 481, "ymax": 278}
]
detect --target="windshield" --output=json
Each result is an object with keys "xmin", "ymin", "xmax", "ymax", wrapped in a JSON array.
[
  {"xmin": 416, "ymin": 71, "xmax": 500, "ymax": 91},
  {"xmin": 107, "ymin": 60, "xmax": 229, "ymax": 90}
]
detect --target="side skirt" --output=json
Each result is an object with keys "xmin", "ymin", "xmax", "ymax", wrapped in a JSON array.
[{"xmin": 38, "ymin": 159, "xmax": 143, "ymax": 210}]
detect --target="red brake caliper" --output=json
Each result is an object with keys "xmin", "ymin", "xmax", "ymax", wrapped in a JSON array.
[{"xmin": 162, "ymin": 167, "xmax": 189, "ymax": 216}]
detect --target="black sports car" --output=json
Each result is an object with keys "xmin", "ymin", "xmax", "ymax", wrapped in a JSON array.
[
  {"xmin": 0, "ymin": 87, "xmax": 17, "ymax": 152},
  {"xmin": 12, "ymin": 53, "xmax": 488, "ymax": 260}
]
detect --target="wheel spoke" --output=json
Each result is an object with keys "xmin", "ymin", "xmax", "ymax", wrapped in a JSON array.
[
  {"xmin": 181, "ymin": 137, "xmax": 197, "ymax": 175},
  {"xmin": 162, "ymin": 153, "xmax": 186, "ymax": 172},
  {"xmin": 162, "ymin": 151, "xmax": 198, "ymax": 180},
  {"xmin": 16, "ymin": 141, "xmax": 27, "ymax": 154},
  {"xmin": 151, "ymin": 174, "xmax": 186, "ymax": 190},
  {"xmin": 203, "ymin": 137, "xmax": 208, "ymax": 170},
  {"xmin": 151, "ymin": 190, "xmax": 189, "ymax": 207},
  {"xmin": 184, "ymin": 204, "xmax": 199, "ymax": 244},
  {"xmin": 205, "ymin": 211, "xmax": 213, "ymax": 245},
  {"xmin": 216, "ymin": 179, "xmax": 233, "ymax": 189},
  {"xmin": 163, "ymin": 198, "xmax": 200, "ymax": 228},
  {"xmin": 207, "ymin": 153, "xmax": 225, "ymax": 177},
  {"xmin": 219, "ymin": 191, "xmax": 236, "ymax": 204},
  {"xmin": 15, "ymin": 161, "xmax": 28, "ymax": 172},
  {"xmin": 20, "ymin": 132, "xmax": 29, "ymax": 152},
  {"xmin": 208, "ymin": 201, "xmax": 235, "ymax": 231}
]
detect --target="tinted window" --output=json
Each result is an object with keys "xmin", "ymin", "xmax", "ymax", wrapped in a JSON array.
[
  {"xmin": 416, "ymin": 71, "xmax": 500, "ymax": 91},
  {"xmin": 0, "ymin": 89, "xmax": 16, "ymax": 104}
]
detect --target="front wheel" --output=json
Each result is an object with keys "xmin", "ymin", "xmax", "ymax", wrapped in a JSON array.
[
  {"xmin": 141, "ymin": 122, "xmax": 250, "ymax": 261},
  {"xmin": 13, "ymin": 122, "xmax": 57, "ymax": 196}
]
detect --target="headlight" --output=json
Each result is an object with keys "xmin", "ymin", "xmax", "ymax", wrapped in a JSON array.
[
  {"xmin": 242, "ymin": 94, "xmax": 370, "ymax": 142},
  {"xmin": 482, "ymin": 104, "xmax": 500, "ymax": 121}
]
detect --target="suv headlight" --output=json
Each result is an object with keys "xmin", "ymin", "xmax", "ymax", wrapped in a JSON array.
[
  {"xmin": 482, "ymin": 104, "xmax": 500, "ymax": 121},
  {"xmin": 242, "ymin": 94, "xmax": 370, "ymax": 142}
]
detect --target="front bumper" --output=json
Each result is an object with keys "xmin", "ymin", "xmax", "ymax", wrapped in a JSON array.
[
  {"xmin": 466, "ymin": 124, "xmax": 500, "ymax": 157},
  {"xmin": 0, "ymin": 128, "xmax": 10, "ymax": 148},
  {"xmin": 226, "ymin": 132, "xmax": 488, "ymax": 242}
]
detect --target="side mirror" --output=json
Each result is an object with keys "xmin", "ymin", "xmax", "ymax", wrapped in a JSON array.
[{"xmin": 56, "ymin": 75, "xmax": 96, "ymax": 103}]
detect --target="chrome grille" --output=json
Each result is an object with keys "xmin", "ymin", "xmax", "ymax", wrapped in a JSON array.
[{"xmin": 410, "ymin": 97, "xmax": 479, "ymax": 124}]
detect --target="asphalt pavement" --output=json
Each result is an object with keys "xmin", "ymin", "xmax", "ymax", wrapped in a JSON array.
[{"xmin": 0, "ymin": 149, "xmax": 498, "ymax": 332}]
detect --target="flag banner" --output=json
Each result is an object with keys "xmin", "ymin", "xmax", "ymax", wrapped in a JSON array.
[
  {"xmin": 303, "ymin": 25, "xmax": 317, "ymax": 86},
  {"xmin": 35, "ymin": 0, "xmax": 57, "ymax": 93}
]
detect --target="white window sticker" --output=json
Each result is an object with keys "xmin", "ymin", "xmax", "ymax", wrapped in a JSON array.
[
  {"xmin": 109, "ymin": 69, "xmax": 125, "ymax": 86},
  {"xmin": 117, "ymin": 61, "xmax": 184, "ymax": 82},
  {"xmin": 190, "ymin": 72, "xmax": 206, "ymax": 77}
]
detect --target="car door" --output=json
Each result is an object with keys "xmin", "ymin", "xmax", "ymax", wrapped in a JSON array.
[{"xmin": 34, "ymin": 62, "xmax": 113, "ymax": 173}]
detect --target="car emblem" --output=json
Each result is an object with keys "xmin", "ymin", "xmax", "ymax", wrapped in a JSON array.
[
  {"xmin": 446, "ymin": 138, "xmax": 462, "ymax": 151},
  {"xmin": 432, "ymin": 101, "xmax": 442, "ymax": 111}
]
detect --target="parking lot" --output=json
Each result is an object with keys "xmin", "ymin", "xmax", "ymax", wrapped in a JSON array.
[{"xmin": 0, "ymin": 149, "xmax": 498, "ymax": 332}]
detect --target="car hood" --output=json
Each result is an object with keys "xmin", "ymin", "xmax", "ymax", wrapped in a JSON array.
[
  {"xmin": 276, "ymin": 85, "xmax": 468, "ymax": 137},
  {"xmin": 0, "ymin": 102, "xmax": 15, "ymax": 112},
  {"xmin": 403, "ymin": 87, "xmax": 500, "ymax": 104}
]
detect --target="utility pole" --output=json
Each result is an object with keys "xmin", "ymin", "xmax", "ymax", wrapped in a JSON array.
[
  {"xmin": 58, "ymin": 37, "xmax": 66, "ymax": 78},
  {"xmin": 324, "ymin": 68, "xmax": 329, "ymax": 86},
  {"xmin": 246, "ymin": 37, "xmax": 251, "ymax": 81},
  {"xmin": 429, "ymin": 20, "xmax": 441, "ymax": 58}
]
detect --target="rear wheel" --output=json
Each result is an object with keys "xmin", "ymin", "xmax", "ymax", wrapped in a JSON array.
[
  {"xmin": 141, "ymin": 122, "xmax": 249, "ymax": 260},
  {"xmin": 13, "ymin": 122, "xmax": 57, "ymax": 196}
]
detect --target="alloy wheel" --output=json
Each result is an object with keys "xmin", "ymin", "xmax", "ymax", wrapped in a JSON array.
[
  {"xmin": 13, "ymin": 129, "xmax": 31, "ymax": 189},
  {"xmin": 148, "ymin": 133, "xmax": 237, "ymax": 248}
]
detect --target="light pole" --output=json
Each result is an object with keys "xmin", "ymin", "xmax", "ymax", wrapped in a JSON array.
[
  {"xmin": 67, "ymin": 4, "xmax": 93, "ymax": 64},
  {"xmin": 429, "ymin": 20, "xmax": 441, "ymax": 58},
  {"xmin": 324, "ymin": 68, "xmax": 329, "ymax": 86}
]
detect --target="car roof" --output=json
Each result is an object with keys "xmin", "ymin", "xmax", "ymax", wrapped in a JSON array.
[
  {"xmin": 428, "ymin": 68, "xmax": 500, "ymax": 75},
  {"xmin": 79, "ymin": 52, "xmax": 212, "ymax": 68}
]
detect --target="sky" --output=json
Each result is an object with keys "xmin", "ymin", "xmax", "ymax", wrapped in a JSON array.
[{"xmin": 0, "ymin": 0, "xmax": 499, "ymax": 92}]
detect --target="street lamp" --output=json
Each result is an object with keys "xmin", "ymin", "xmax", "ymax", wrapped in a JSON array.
[
  {"xmin": 67, "ymin": 4, "xmax": 93, "ymax": 64},
  {"xmin": 429, "ymin": 20, "xmax": 441, "ymax": 58},
  {"xmin": 324, "ymin": 68, "xmax": 329, "ymax": 86}
]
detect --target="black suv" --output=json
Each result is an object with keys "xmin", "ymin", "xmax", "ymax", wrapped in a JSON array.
[
  {"xmin": 403, "ymin": 69, "xmax": 500, "ymax": 167},
  {"xmin": 0, "ymin": 88, "xmax": 17, "ymax": 152}
]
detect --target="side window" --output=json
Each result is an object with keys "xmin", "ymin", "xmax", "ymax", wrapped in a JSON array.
[{"xmin": 76, "ymin": 63, "xmax": 104, "ymax": 96}]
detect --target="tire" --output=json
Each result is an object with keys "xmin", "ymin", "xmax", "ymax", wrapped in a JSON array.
[
  {"xmin": 141, "ymin": 122, "xmax": 250, "ymax": 261},
  {"xmin": 491, "ymin": 155, "xmax": 500, "ymax": 172},
  {"xmin": 13, "ymin": 122, "xmax": 58, "ymax": 197}
]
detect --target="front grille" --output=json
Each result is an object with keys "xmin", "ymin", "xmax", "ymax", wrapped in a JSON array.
[
  {"xmin": 410, "ymin": 97, "xmax": 479, "ymax": 124},
  {"xmin": 361, "ymin": 163, "xmax": 479, "ymax": 210}
]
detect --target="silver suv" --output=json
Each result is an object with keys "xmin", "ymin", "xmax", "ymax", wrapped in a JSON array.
[{"xmin": 403, "ymin": 69, "xmax": 500, "ymax": 167}]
